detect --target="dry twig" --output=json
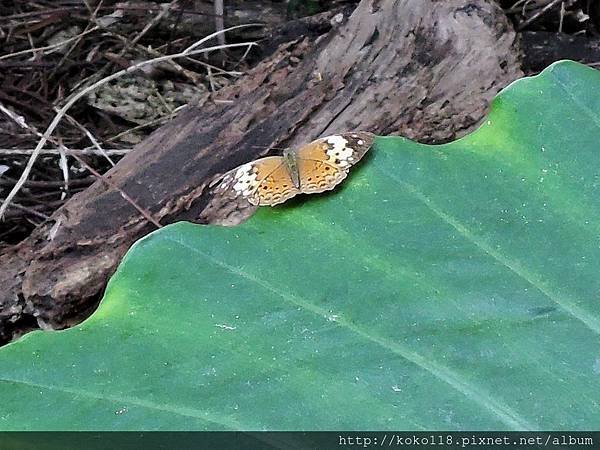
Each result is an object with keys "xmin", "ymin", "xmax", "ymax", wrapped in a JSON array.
[
  {"xmin": 518, "ymin": 0, "xmax": 564, "ymax": 29},
  {"xmin": 0, "ymin": 27, "xmax": 100, "ymax": 61},
  {"xmin": 0, "ymin": 148, "xmax": 130, "ymax": 156},
  {"xmin": 61, "ymin": 146, "xmax": 162, "ymax": 229},
  {"xmin": 62, "ymin": 112, "xmax": 116, "ymax": 166}
]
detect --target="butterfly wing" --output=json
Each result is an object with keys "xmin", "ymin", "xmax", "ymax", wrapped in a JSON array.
[
  {"xmin": 295, "ymin": 132, "xmax": 374, "ymax": 194},
  {"xmin": 295, "ymin": 153, "xmax": 348, "ymax": 194},
  {"xmin": 216, "ymin": 156, "xmax": 300, "ymax": 206}
]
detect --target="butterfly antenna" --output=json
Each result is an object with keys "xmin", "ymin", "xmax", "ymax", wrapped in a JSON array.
[{"xmin": 250, "ymin": 145, "xmax": 285, "ymax": 151}]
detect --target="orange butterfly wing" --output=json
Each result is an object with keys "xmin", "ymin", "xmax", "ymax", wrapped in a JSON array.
[
  {"xmin": 295, "ymin": 132, "xmax": 374, "ymax": 194},
  {"xmin": 217, "ymin": 156, "xmax": 300, "ymax": 206},
  {"xmin": 295, "ymin": 149, "xmax": 348, "ymax": 194},
  {"xmin": 253, "ymin": 158, "xmax": 301, "ymax": 206}
]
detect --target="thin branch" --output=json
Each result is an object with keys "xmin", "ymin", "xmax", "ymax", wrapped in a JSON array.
[
  {"xmin": 0, "ymin": 27, "xmax": 100, "ymax": 61},
  {"xmin": 0, "ymin": 5, "xmax": 225, "ymax": 22},
  {"xmin": 0, "ymin": 103, "xmax": 32, "ymax": 129},
  {"xmin": 0, "ymin": 177, "xmax": 95, "ymax": 188},
  {"xmin": 0, "ymin": 199, "xmax": 50, "ymax": 220},
  {"xmin": 107, "ymin": 105, "xmax": 187, "ymax": 143},
  {"xmin": 130, "ymin": 0, "xmax": 178, "ymax": 47},
  {"xmin": 57, "ymin": 145, "xmax": 69, "ymax": 200},
  {"xmin": 0, "ymin": 148, "xmax": 131, "ymax": 156},
  {"xmin": 106, "ymin": 31, "xmax": 203, "ymax": 84},
  {"xmin": 62, "ymin": 146, "xmax": 163, "ymax": 229},
  {"xmin": 49, "ymin": 1, "xmax": 105, "ymax": 79},
  {"xmin": 558, "ymin": 1, "xmax": 565, "ymax": 33},
  {"xmin": 214, "ymin": 0, "xmax": 225, "ymax": 47},
  {"xmin": 518, "ymin": 0, "xmax": 563, "ymax": 30},
  {"xmin": 62, "ymin": 112, "xmax": 116, "ymax": 166}
]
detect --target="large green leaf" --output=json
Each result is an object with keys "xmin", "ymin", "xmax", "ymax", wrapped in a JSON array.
[{"xmin": 1, "ymin": 60, "xmax": 599, "ymax": 431}]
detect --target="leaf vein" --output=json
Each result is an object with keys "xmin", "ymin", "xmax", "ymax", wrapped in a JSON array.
[
  {"xmin": 394, "ymin": 179, "xmax": 600, "ymax": 335},
  {"xmin": 168, "ymin": 237, "xmax": 534, "ymax": 430},
  {"xmin": 0, "ymin": 377, "xmax": 241, "ymax": 430}
]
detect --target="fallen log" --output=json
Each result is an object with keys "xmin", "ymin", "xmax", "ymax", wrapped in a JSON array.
[{"xmin": 0, "ymin": 0, "xmax": 522, "ymax": 344}]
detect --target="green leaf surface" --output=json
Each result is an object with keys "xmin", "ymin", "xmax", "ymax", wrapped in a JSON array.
[{"xmin": 1, "ymin": 61, "xmax": 599, "ymax": 431}]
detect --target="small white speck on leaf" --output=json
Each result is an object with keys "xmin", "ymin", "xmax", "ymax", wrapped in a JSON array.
[{"xmin": 593, "ymin": 357, "xmax": 600, "ymax": 374}]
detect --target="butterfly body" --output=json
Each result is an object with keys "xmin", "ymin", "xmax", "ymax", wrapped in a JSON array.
[
  {"xmin": 282, "ymin": 148, "xmax": 300, "ymax": 189},
  {"xmin": 217, "ymin": 132, "xmax": 374, "ymax": 206}
]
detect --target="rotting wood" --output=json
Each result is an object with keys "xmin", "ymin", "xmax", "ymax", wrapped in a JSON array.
[{"xmin": 0, "ymin": 0, "xmax": 522, "ymax": 345}]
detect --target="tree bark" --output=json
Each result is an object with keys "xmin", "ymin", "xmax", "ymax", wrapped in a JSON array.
[{"xmin": 0, "ymin": 0, "xmax": 522, "ymax": 344}]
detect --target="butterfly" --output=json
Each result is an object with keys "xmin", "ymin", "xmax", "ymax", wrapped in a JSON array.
[{"xmin": 215, "ymin": 132, "xmax": 374, "ymax": 206}]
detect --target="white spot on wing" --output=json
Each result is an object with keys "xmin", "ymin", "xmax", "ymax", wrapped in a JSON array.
[
  {"xmin": 326, "ymin": 135, "xmax": 348, "ymax": 152},
  {"xmin": 325, "ymin": 135, "xmax": 354, "ymax": 162},
  {"xmin": 232, "ymin": 162, "xmax": 258, "ymax": 196}
]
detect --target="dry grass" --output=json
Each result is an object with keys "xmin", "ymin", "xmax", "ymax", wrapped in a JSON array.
[{"xmin": 0, "ymin": 1, "xmax": 260, "ymax": 245}]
